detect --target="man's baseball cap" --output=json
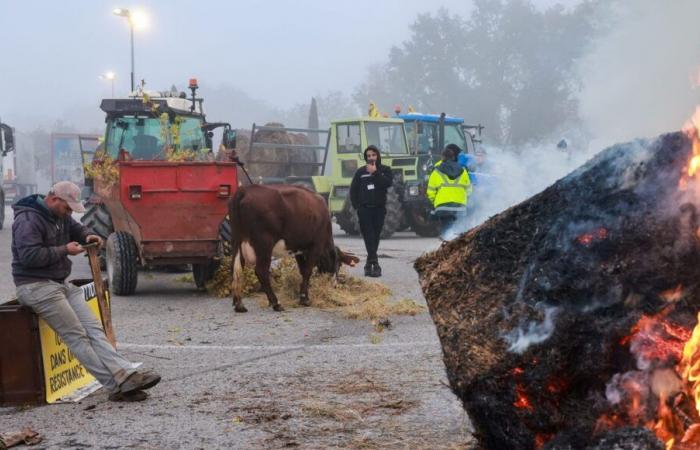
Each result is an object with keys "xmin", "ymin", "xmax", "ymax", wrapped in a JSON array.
[{"xmin": 49, "ymin": 181, "xmax": 86, "ymax": 213}]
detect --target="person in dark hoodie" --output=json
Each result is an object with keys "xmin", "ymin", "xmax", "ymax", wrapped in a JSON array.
[
  {"xmin": 349, "ymin": 145, "xmax": 393, "ymax": 277},
  {"xmin": 12, "ymin": 181, "xmax": 161, "ymax": 402},
  {"xmin": 427, "ymin": 144, "xmax": 472, "ymax": 240}
]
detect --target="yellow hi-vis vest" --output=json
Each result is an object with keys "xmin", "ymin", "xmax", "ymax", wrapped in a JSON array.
[{"xmin": 426, "ymin": 162, "xmax": 472, "ymax": 208}]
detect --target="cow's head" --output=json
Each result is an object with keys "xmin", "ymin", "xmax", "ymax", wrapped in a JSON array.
[{"xmin": 319, "ymin": 246, "xmax": 360, "ymax": 275}]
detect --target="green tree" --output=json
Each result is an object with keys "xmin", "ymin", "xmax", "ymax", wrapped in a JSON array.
[{"xmin": 356, "ymin": 1, "xmax": 601, "ymax": 145}]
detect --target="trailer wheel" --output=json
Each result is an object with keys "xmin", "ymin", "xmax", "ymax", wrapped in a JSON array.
[
  {"xmin": 81, "ymin": 203, "xmax": 113, "ymax": 269},
  {"xmin": 106, "ymin": 231, "xmax": 139, "ymax": 296},
  {"xmin": 193, "ymin": 259, "xmax": 218, "ymax": 289},
  {"xmin": 337, "ymin": 197, "xmax": 360, "ymax": 236}
]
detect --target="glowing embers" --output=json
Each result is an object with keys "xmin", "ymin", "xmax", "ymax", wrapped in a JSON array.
[
  {"xmin": 575, "ymin": 227, "xmax": 608, "ymax": 247},
  {"xmin": 511, "ymin": 367, "xmax": 533, "ymax": 410},
  {"xmin": 601, "ymin": 310, "xmax": 700, "ymax": 449}
]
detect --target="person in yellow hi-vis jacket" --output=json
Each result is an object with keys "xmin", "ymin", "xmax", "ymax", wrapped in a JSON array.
[{"xmin": 426, "ymin": 144, "xmax": 472, "ymax": 240}]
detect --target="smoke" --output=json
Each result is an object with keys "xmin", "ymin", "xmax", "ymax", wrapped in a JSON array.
[
  {"xmin": 461, "ymin": 141, "xmax": 593, "ymax": 230},
  {"xmin": 504, "ymin": 304, "xmax": 560, "ymax": 354},
  {"xmin": 577, "ymin": 0, "xmax": 700, "ymax": 150}
]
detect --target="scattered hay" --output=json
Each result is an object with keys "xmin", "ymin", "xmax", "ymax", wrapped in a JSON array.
[
  {"xmin": 301, "ymin": 401, "xmax": 363, "ymax": 422},
  {"xmin": 206, "ymin": 256, "xmax": 258, "ymax": 297},
  {"xmin": 206, "ymin": 256, "xmax": 421, "ymax": 320},
  {"xmin": 175, "ymin": 274, "xmax": 194, "ymax": 283}
]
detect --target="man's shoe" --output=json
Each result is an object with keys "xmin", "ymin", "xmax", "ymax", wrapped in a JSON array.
[
  {"xmin": 364, "ymin": 264, "xmax": 373, "ymax": 276},
  {"xmin": 371, "ymin": 263, "xmax": 382, "ymax": 277},
  {"xmin": 108, "ymin": 389, "xmax": 148, "ymax": 402},
  {"xmin": 119, "ymin": 371, "xmax": 161, "ymax": 394}
]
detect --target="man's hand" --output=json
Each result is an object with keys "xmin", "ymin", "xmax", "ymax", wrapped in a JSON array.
[
  {"xmin": 66, "ymin": 242, "xmax": 85, "ymax": 255},
  {"xmin": 86, "ymin": 235, "xmax": 104, "ymax": 250},
  {"xmin": 366, "ymin": 162, "xmax": 377, "ymax": 174}
]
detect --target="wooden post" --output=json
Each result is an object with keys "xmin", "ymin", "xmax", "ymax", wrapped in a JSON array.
[{"xmin": 85, "ymin": 245, "xmax": 116, "ymax": 348}]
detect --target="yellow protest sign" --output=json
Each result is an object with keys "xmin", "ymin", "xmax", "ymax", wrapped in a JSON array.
[{"xmin": 37, "ymin": 282, "xmax": 109, "ymax": 403}]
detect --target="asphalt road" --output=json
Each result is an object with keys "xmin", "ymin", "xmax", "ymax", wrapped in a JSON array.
[{"xmin": 0, "ymin": 204, "xmax": 474, "ymax": 449}]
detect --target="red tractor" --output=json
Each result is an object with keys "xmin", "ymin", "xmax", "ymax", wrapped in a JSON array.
[{"xmin": 83, "ymin": 80, "xmax": 238, "ymax": 295}]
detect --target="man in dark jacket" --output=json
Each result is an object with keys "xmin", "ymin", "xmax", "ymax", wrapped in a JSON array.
[
  {"xmin": 349, "ymin": 145, "xmax": 393, "ymax": 277},
  {"xmin": 12, "ymin": 181, "xmax": 161, "ymax": 402}
]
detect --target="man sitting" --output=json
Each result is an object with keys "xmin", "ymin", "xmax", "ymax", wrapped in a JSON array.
[{"xmin": 12, "ymin": 181, "xmax": 161, "ymax": 402}]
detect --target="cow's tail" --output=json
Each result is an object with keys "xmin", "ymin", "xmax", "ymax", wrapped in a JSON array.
[{"xmin": 230, "ymin": 188, "xmax": 247, "ymax": 312}]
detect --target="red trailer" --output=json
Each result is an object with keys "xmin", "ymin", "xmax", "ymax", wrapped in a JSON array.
[
  {"xmin": 97, "ymin": 160, "xmax": 236, "ymax": 295},
  {"xmin": 84, "ymin": 80, "xmax": 239, "ymax": 295}
]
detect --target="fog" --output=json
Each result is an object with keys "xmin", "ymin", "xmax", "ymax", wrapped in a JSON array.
[
  {"xmin": 577, "ymin": 0, "xmax": 700, "ymax": 149},
  {"xmin": 2, "ymin": 1, "xmax": 698, "ymax": 233}
]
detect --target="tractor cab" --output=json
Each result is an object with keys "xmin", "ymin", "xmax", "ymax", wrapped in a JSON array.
[
  {"xmin": 100, "ymin": 81, "xmax": 233, "ymax": 161},
  {"xmin": 399, "ymin": 112, "xmax": 473, "ymax": 157},
  {"xmin": 101, "ymin": 97, "xmax": 207, "ymax": 160}
]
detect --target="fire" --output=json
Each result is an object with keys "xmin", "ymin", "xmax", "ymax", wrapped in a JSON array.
[
  {"xmin": 681, "ymin": 312, "xmax": 700, "ymax": 417},
  {"xmin": 511, "ymin": 367, "xmax": 533, "ymax": 410},
  {"xmin": 576, "ymin": 227, "xmax": 608, "ymax": 246},
  {"xmin": 514, "ymin": 383, "xmax": 533, "ymax": 410},
  {"xmin": 608, "ymin": 312, "xmax": 700, "ymax": 449},
  {"xmin": 681, "ymin": 107, "xmax": 700, "ymax": 187},
  {"xmin": 628, "ymin": 314, "xmax": 690, "ymax": 367}
]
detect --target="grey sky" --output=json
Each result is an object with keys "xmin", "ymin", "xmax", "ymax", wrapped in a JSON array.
[{"xmin": 1, "ymin": 0, "xmax": 568, "ymax": 128}]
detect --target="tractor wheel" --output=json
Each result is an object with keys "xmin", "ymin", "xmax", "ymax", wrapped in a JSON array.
[
  {"xmin": 337, "ymin": 197, "xmax": 360, "ymax": 236},
  {"xmin": 106, "ymin": 231, "xmax": 139, "ymax": 296},
  {"xmin": 193, "ymin": 259, "xmax": 218, "ymax": 289},
  {"xmin": 81, "ymin": 203, "xmax": 113, "ymax": 269},
  {"xmin": 0, "ymin": 192, "xmax": 5, "ymax": 230},
  {"xmin": 380, "ymin": 187, "xmax": 403, "ymax": 239},
  {"xmin": 408, "ymin": 207, "xmax": 440, "ymax": 237}
]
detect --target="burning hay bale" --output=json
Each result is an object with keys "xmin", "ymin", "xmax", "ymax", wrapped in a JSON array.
[
  {"xmin": 208, "ymin": 257, "xmax": 423, "ymax": 320},
  {"xmin": 415, "ymin": 131, "xmax": 700, "ymax": 449}
]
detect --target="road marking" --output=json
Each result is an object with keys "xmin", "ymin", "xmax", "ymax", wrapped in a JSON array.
[{"xmin": 120, "ymin": 341, "xmax": 437, "ymax": 351}]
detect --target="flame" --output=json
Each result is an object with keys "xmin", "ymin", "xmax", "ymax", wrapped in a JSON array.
[
  {"xmin": 680, "ymin": 312, "xmax": 700, "ymax": 417},
  {"xmin": 681, "ymin": 107, "xmax": 700, "ymax": 188}
]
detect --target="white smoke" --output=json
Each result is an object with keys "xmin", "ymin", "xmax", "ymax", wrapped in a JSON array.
[
  {"xmin": 504, "ymin": 305, "xmax": 560, "ymax": 354},
  {"xmin": 577, "ymin": 0, "xmax": 700, "ymax": 150},
  {"xmin": 463, "ymin": 141, "xmax": 595, "ymax": 230}
]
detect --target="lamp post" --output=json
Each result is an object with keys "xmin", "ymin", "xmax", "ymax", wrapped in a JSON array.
[
  {"xmin": 113, "ymin": 8, "xmax": 135, "ymax": 92},
  {"xmin": 99, "ymin": 71, "xmax": 116, "ymax": 97}
]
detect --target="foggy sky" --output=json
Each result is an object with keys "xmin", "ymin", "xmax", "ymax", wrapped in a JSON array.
[
  {"xmin": 577, "ymin": 0, "xmax": 700, "ymax": 149},
  {"xmin": 1, "ymin": 0, "xmax": 568, "ymax": 130}
]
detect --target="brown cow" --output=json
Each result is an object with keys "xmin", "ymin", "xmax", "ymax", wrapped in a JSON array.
[{"xmin": 228, "ymin": 184, "xmax": 359, "ymax": 312}]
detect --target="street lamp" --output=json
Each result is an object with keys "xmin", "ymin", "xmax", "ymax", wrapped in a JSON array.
[
  {"xmin": 113, "ymin": 8, "xmax": 148, "ymax": 93},
  {"xmin": 99, "ymin": 71, "xmax": 116, "ymax": 97}
]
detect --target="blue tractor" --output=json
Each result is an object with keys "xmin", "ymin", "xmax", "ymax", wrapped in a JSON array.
[{"xmin": 398, "ymin": 112, "xmax": 491, "ymax": 236}]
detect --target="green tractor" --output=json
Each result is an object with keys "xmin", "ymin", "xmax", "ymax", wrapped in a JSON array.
[{"xmin": 323, "ymin": 116, "xmax": 430, "ymax": 238}]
